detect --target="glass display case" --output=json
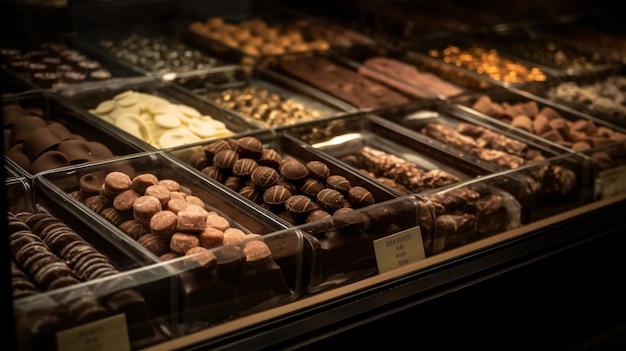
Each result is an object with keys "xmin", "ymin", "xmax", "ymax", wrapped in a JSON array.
[{"xmin": 3, "ymin": 0, "xmax": 625, "ymax": 350}]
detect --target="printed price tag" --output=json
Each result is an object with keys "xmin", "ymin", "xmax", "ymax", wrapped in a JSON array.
[
  {"xmin": 599, "ymin": 165, "xmax": 626, "ymax": 199},
  {"xmin": 57, "ymin": 314, "xmax": 129, "ymax": 351},
  {"xmin": 374, "ymin": 226, "xmax": 425, "ymax": 274}
]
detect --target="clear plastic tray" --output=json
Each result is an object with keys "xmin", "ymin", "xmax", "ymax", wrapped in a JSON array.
[
  {"xmin": 277, "ymin": 194, "xmax": 433, "ymax": 294},
  {"xmin": 405, "ymin": 34, "xmax": 565, "ymax": 88},
  {"xmin": 3, "ymin": 90, "xmax": 150, "ymax": 179},
  {"xmin": 270, "ymin": 53, "xmax": 420, "ymax": 110},
  {"xmin": 172, "ymin": 65, "xmax": 356, "ymax": 128},
  {"xmin": 35, "ymin": 151, "xmax": 299, "ymax": 334},
  {"xmin": 517, "ymin": 66, "xmax": 626, "ymax": 129},
  {"xmin": 7, "ymin": 177, "xmax": 171, "ymax": 350},
  {"xmin": 579, "ymin": 139, "xmax": 626, "ymax": 200},
  {"xmin": 0, "ymin": 38, "xmax": 140, "ymax": 92},
  {"xmin": 372, "ymin": 100, "xmax": 596, "ymax": 223},
  {"xmin": 53, "ymin": 76, "xmax": 258, "ymax": 149},
  {"xmin": 165, "ymin": 129, "xmax": 400, "ymax": 228},
  {"xmin": 282, "ymin": 113, "xmax": 492, "ymax": 195}
]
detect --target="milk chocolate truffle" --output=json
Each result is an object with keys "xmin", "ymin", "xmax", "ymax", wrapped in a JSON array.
[
  {"xmin": 133, "ymin": 195, "xmax": 162, "ymax": 226},
  {"xmin": 239, "ymin": 184, "xmax": 263, "ymax": 203},
  {"xmin": 144, "ymin": 184, "xmax": 171, "ymax": 207},
  {"xmin": 280, "ymin": 159, "xmax": 308, "ymax": 181},
  {"xmin": 236, "ymin": 136, "xmax": 263, "ymax": 159},
  {"xmin": 176, "ymin": 209, "xmax": 208, "ymax": 232},
  {"xmin": 104, "ymin": 171, "xmax": 132, "ymax": 193},
  {"xmin": 223, "ymin": 227, "xmax": 246, "ymax": 245},
  {"xmin": 131, "ymin": 173, "xmax": 159, "ymax": 194},
  {"xmin": 158, "ymin": 179, "xmax": 182, "ymax": 192},
  {"xmin": 113, "ymin": 189, "xmax": 140, "ymax": 212},
  {"xmin": 150, "ymin": 210, "xmax": 178, "ymax": 239},
  {"xmin": 306, "ymin": 161, "xmax": 330, "ymax": 181},
  {"xmin": 251, "ymin": 166, "xmax": 279, "ymax": 187},
  {"xmin": 198, "ymin": 227, "xmax": 224, "ymax": 249},
  {"xmin": 170, "ymin": 232, "xmax": 200, "ymax": 254},
  {"xmin": 206, "ymin": 213, "xmax": 231, "ymax": 231},
  {"xmin": 306, "ymin": 209, "xmax": 331, "ymax": 223}
]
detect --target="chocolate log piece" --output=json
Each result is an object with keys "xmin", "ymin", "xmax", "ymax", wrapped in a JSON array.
[
  {"xmin": 279, "ymin": 57, "xmax": 410, "ymax": 109},
  {"xmin": 457, "ymin": 123, "xmax": 528, "ymax": 157},
  {"xmin": 358, "ymin": 57, "xmax": 464, "ymax": 98},
  {"xmin": 421, "ymin": 122, "xmax": 477, "ymax": 152}
]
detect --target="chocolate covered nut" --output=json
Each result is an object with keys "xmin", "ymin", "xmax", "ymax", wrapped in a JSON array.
[
  {"xmin": 199, "ymin": 227, "xmax": 224, "ymax": 249},
  {"xmin": 232, "ymin": 158, "xmax": 258, "ymax": 177},
  {"xmin": 236, "ymin": 136, "xmax": 263, "ymax": 159},
  {"xmin": 316, "ymin": 188, "xmax": 344, "ymax": 212},
  {"xmin": 131, "ymin": 173, "xmax": 159, "ymax": 194},
  {"xmin": 306, "ymin": 161, "xmax": 330, "ymax": 181},
  {"xmin": 113, "ymin": 189, "xmax": 140, "ymax": 212},
  {"xmin": 137, "ymin": 234, "xmax": 168, "ymax": 256},
  {"xmin": 251, "ymin": 166, "xmax": 279, "ymax": 187},
  {"xmin": 280, "ymin": 159, "xmax": 308, "ymax": 181},
  {"xmin": 170, "ymin": 232, "xmax": 200, "ymax": 254},
  {"xmin": 348, "ymin": 186, "xmax": 376, "ymax": 209},
  {"xmin": 150, "ymin": 210, "xmax": 178, "ymax": 239},
  {"xmin": 213, "ymin": 149, "xmax": 239, "ymax": 169},
  {"xmin": 177, "ymin": 209, "xmax": 207, "ymax": 232}
]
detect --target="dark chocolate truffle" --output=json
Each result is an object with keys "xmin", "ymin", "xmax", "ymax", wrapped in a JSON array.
[
  {"xmin": 251, "ymin": 166, "xmax": 279, "ymax": 187},
  {"xmin": 316, "ymin": 188, "xmax": 344, "ymax": 213},
  {"xmin": 348, "ymin": 186, "xmax": 375, "ymax": 208},
  {"xmin": 280, "ymin": 159, "xmax": 308, "ymax": 181}
]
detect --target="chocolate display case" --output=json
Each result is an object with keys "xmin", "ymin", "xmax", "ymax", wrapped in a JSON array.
[{"xmin": 3, "ymin": 1, "xmax": 626, "ymax": 350}]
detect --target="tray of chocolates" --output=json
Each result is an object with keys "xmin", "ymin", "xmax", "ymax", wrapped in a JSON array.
[
  {"xmin": 282, "ymin": 112, "xmax": 493, "ymax": 196},
  {"xmin": 373, "ymin": 100, "xmax": 596, "ymax": 222},
  {"xmin": 183, "ymin": 12, "xmax": 334, "ymax": 66},
  {"xmin": 81, "ymin": 29, "xmax": 226, "ymax": 78},
  {"xmin": 333, "ymin": 44, "xmax": 509, "ymax": 100},
  {"xmin": 0, "ymin": 39, "xmax": 139, "ymax": 91},
  {"xmin": 54, "ymin": 77, "xmax": 258, "ymax": 150},
  {"xmin": 518, "ymin": 66, "xmax": 626, "ymax": 129},
  {"xmin": 452, "ymin": 86, "xmax": 626, "ymax": 199},
  {"xmin": 173, "ymin": 65, "xmax": 356, "ymax": 128},
  {"xmin": 405, "ymin": 34, "xmax": 564, "ymax": 88},
  {"xmin": 282, "ymin": 194, "xmax": 433, "ymax": 294},
  {"xmin": 165, "ymin": 131, "xmax": 401, "ymax": 228},
  {"xmin": 270, "ymin": 53, "xmax": 425, "ymax": 110},
  {"xmin": 35, "ymin": 151, "xmax": 300, "ymax": 334},
  {"xmin": 7, "ymin": 177, "xmax": 170, "ymax": 350},
  {"xmin": 3, "ymin": 90, "xmax": 150, "ymax": 179},
  {"xmin": 464, "ymin": 28, "xmax": 622, "ymax": 76}
]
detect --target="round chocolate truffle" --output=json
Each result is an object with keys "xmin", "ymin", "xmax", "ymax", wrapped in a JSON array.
[
  {"xmin": 280, "ymin": 159, "xmax": 309, "ymax": 181},
  {"xmin": 251, "ymin": 166, "xmax": 279, "ymax": 187},
  {"xmin": 213, "ymin": 149, "xmax": 239, "ymax": 169},
  {"xmin": 263, "ymin": 185, "xmax": 292, "ymax": 208},
  {"xmin": 316, "ymin": 188, "xmax": 344, "ymax": 213},
  {"xmin": 232, "ymin": 158, "xmax": 258, "ymax": 177},
  {"xmin": 306, "ymin": 161, "xmax": 330, "ymax": 181}
]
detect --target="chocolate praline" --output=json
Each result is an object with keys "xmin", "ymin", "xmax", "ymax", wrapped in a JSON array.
[
  {"xmin": 316, "ymin": 188, "xmax": 344, "ymax": 213},
  {"xmin": 306, "ymin": 160, "xmax": 330, "ymax": 181},
  {"xmin": 333, "ymin": 208, "xmax": 370, "ymax": 237},
  {"xmin": 280, "ymin": 159, "xmax": 309, "ymax": 181},
  {"xmin": 348, "ymin": 186, "xmax": 375, "ymax": 208},
  {"xmin": 236, "ymin": 136, "xmax": 263, "ymax": 160},
  {"xmin": 251, "ymin": 166, "xmax": 279, "ymax": 187}
]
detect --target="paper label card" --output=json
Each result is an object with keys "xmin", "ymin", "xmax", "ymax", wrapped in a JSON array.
[
  {"xmin": 374, "ymin": 226, "xmax": 426, "ymax": 274},
  {"xmin": 57, "ymin": 314, "xmax": 130, "ymax": 351},
  {"xmin": 599, "ymin": 165, "xmax": 626, "ymax": 199}
]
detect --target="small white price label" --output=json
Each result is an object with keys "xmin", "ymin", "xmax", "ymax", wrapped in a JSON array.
[
  {"xmin": 374, "ymin": 226, "xmax": 426, "ymax": 274},
  {"xmin": 599, "ymin": 165, "xmax": 626, "ymax": 199},
  {"xmin": 56, "ymin": 314, "xmax": 130, "ymax": 351}
]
